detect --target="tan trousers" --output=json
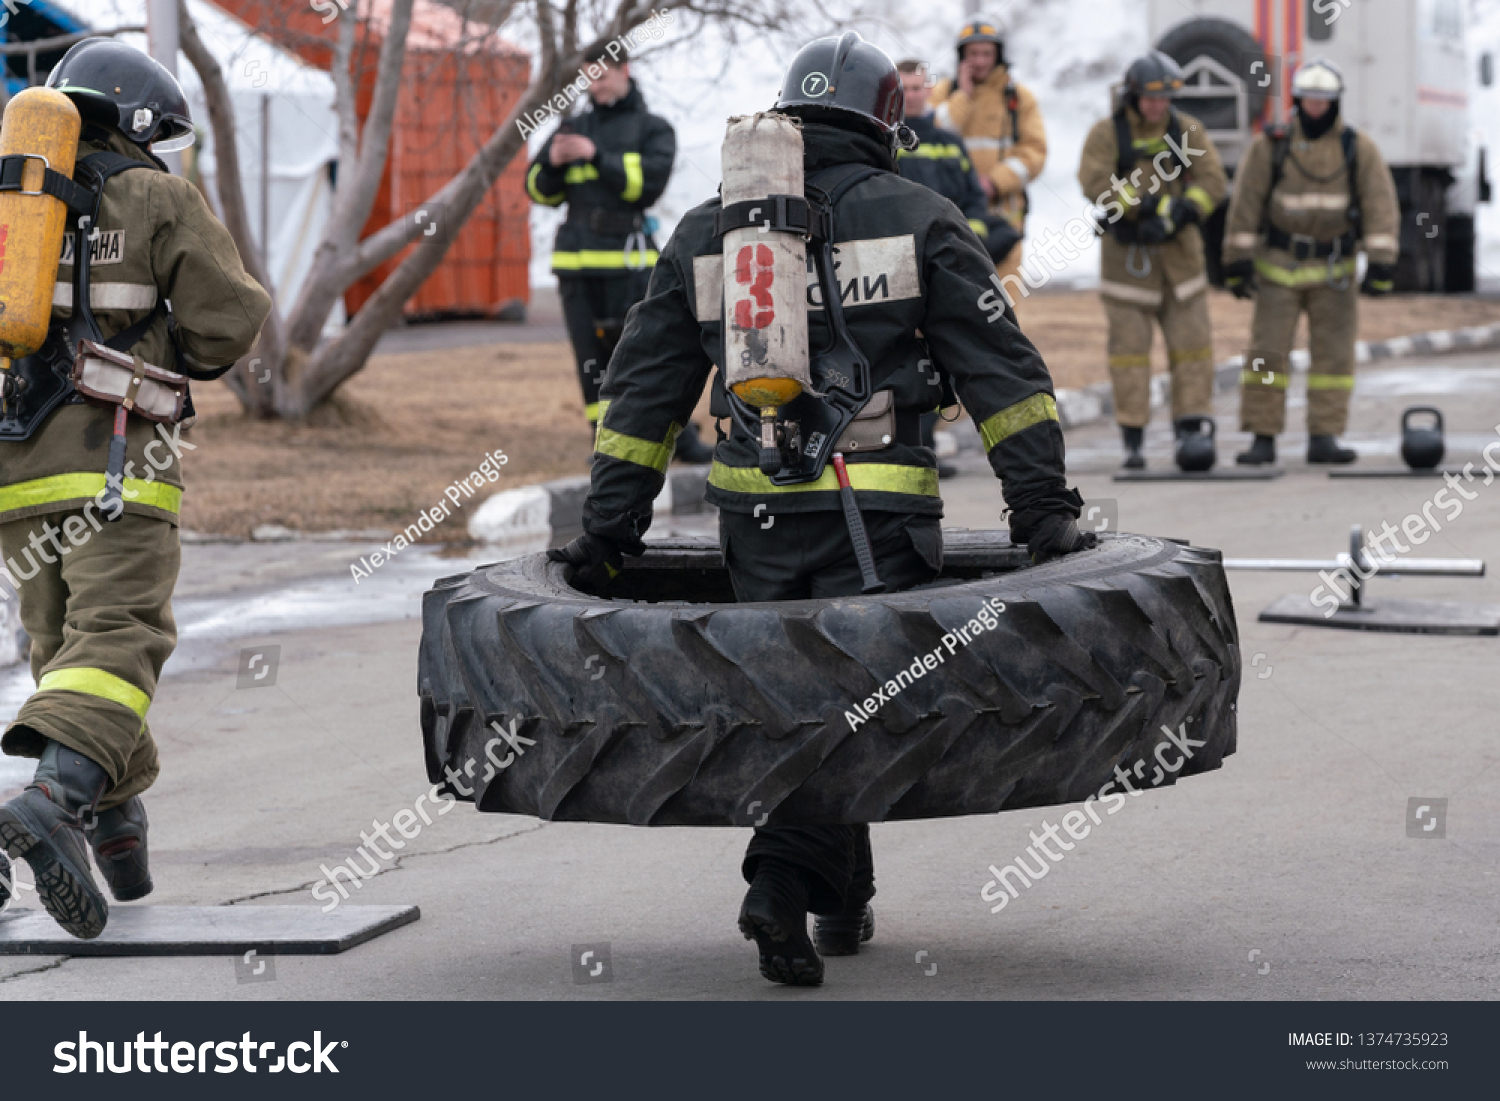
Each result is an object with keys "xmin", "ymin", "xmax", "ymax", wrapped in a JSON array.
[
  {"xmin": 1104, "ymin": 287, "xmax": 1216, "ymax": 428},
  {"xmin": 1240, "ymin": 278, "xmax": 1358, "ymax": 436},
  {"xmin": 0, "ymin": 510, "xmax": 178, "ymax": 808}
]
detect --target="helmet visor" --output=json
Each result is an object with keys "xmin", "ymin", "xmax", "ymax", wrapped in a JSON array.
[{"xmin": 152, "ymin": 128, "xmax": 195, "ymax": 153}]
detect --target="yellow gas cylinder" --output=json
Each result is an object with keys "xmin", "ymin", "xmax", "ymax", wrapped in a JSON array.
[{"xmin": 0, "ymin": 87, "xmax": 81, "ymax": 365}]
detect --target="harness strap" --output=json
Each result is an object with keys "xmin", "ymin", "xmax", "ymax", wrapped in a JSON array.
[
  {"xmin": 0, "ymin": 155, "xmax": 97, "ymax": 214},
  {"xmin": 714, "ymin": 194, "xmax": 818, "ymax": 239}
]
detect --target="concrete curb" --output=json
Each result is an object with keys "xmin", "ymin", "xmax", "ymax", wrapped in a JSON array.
[{"xmin": 468, "ymin": 465, "xmax": 711, "ymax": 546}]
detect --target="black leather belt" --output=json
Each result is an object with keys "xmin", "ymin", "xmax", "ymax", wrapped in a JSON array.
[
  {"xmin": 582, "ymin": 208, "xmax": 644, "ymax": 235},
  {"xmin": 1266, "ymin": 225, "xmax": 1355, "ymax": 260}
]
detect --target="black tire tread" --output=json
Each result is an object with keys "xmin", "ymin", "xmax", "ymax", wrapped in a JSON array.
[{"xmin": 417, "ymin": 532, "xmax": 1240, "ymax": 825}]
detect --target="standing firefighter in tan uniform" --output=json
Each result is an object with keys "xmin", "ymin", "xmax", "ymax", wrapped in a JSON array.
[
  {"xmin": 1078, "ymin": 53, "xmax": 1226, "ymax": 470},
  {"xmin": 931, "ymin": 14, "xmax": 1045, "ymax": 293},
  {"xmin": 0, "ymin": 40, "xmax": 270, "ymax": 938},
  {"xmin": 1222, "ymin": 59, "xmax": 1399, "ymax": 466}
]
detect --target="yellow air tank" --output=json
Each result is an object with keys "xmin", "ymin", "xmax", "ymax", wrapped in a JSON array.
[{"xmin": 0, "ymin": 87, "xmax": 81, "ymax": 366}]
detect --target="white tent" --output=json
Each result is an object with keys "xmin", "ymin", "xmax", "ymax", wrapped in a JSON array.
[{"xmin": 47, "ymin": 0, "xmax": 342, "ymax": 327}]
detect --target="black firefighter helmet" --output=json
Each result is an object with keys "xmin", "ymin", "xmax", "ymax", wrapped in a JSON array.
[
  {"xmin": 774, "ymin": 31, "xmax": 916, "ymax": 154},
  {"xmin": 46, "ymin": 37, "xmax": 195, "ymax": 152},
  {"xmin": 1123, "ymin": 50, "xmax": 1184, "ymax": 109}
]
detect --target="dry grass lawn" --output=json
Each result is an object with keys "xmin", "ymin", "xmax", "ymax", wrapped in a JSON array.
[{"xmin": 179, "ymin": 290, "xmax": 1498, "ymax": 538}]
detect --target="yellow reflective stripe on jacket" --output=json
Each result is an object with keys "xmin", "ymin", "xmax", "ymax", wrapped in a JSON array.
[
  {"xmin": 585, "ymin": 401, "xmax": 604, "ymax": 424},
  {"xmin": 1183, "ymin": 185, "xmax": 1214, "ymax": 216},
  {"xmin": 552, "ymin": 249, "xmax": 659, "ymax": 271},
  {"xmin": 526, "ymin": 163, "xmax": 564, "ymax": 206},
  {"xmin": 967, "ymin": 218, "xmax": 988, "ymax": 236},
  {"xmin": 978, "ymin": 393, "xmax": 1059, "ymax": 451},
  {"xmin": 596, "ymin": 422, "xmax": 681, "ymax": 473},
  {"xmin": 1306, "ymin": 374, "xmax": 1355, "ymax": 391},
  {"xmin": 710, "ymin": 461, "xmax": 939, "ymax": 497},
  {"xmin": 37, "ymin": 667, "xmax": 151, "ymax": 718},
  {"xmin": 1131, "ymin": 137, "xmax": 1171, "ymax": 155},
  {"xmin": 621, "ymin": 152, "xmax": 644, "ymax": 202},
  {"xmin": 1254, "ymin": 257, "xmax": 1356, "ymax": 287},
  {"xmin": 900, "ymin": 144, "xmax": 967, "ymax": 160},
  {"xmin": 0, "ymin": 473, "xmax": 182, "ymax": 515},
  {"xmin": 1241, "ymin": 369, "xmax": 1289, "ymax": 390},
  {"xmin": 565, "ymin": 164, "xmax": 601, "ymax": 184}
]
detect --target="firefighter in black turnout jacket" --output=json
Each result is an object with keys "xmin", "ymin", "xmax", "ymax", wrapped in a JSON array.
[
  {"xmin": 550, "ymin": 33, "xmax": 1095, "ymax": 986},
  {"xmin": 526, "ymin": 48, "xmax": 711, "ymax": 462},
  {"xmin": 894, "ymin": 58, "xmax": 991, "ymax": 479}
]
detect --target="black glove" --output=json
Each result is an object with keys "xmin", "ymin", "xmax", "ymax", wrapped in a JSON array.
[
  {"xmin": 546, "ymin": 532, "xmax": 623, "ymax": 589},
  {"xmin": 1024, "ymin": 514, "xmax": 1099, "ymax": 566},
  {"xmin": 1360, "ymin": 262, "xmax": 1394, "ymax": 297},
  {"xmin": 1222, "ymin": 258, "xmax": 1256, "ymax": 300},
  {"xmin": 1134, "ymin": 214, "xmax": 1171, "ymax": 245},
  {"xmin": 1159, "ymin": 195, "xmax": 1198, "ymax": 233}
]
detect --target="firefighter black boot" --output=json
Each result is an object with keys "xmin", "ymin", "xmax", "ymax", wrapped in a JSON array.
[
  {"xmin": 1120, "ymin": 425, "xmax": 1145, "ymax": 469},
  {"xmin": 1236, "ymin": 434, "xmax": 1277, "ymax": 466},
  {"xmin": 0, "ymin": 740, "xmax": 110, "ymax": 938},
  {"xmin": 86, "ymin": 796, "xmax": 152, "ymax": 902},
  {"xmin": 814, "ymin": 828, "xmax": 875, "ymax": 956},
  {"xmin": 673, "ymin": 421, "xmax": 715, "ymax": 464},
  {"xmin": 738, "ymin": 857, "xmax": 823, "ymax": 985},
  {"xmin": 1307, "ymin": 434, "xmax": 1357, "ymax": 464}
]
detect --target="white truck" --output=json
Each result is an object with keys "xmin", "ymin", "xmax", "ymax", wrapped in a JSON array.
[{"xmin": 1148, "ymin": 0, "xmax": 1491, "ymax": 291}]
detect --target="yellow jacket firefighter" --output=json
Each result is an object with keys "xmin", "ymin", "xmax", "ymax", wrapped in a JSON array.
[{"xmin": 932, "ymin": 65, "xmax": 1045, "ymax": 227}]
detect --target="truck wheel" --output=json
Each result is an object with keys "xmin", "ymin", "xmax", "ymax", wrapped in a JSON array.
[
  {"xmin": 1155, "ymin": 17, "xmax": 1269, "ymax": 126},
  {"xmin": 1396, "ymin": 170, "xmax": 1448, "ymax": 293},
  {"xmin": 418, "ymin": 532, "xmax": 1241, "ymax": 826},
  {"xmin": 1444, "ymin": 213, "xmax": 1475, "ymax": 294}
]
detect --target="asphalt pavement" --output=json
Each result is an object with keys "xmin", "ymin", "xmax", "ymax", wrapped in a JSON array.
[{"xmin": 1, "ymin": 351, "xmax": 1497, "ymax": 1000}]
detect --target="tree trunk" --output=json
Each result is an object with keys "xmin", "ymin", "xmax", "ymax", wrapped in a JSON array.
[{"xmin": 177, "ymin": 0, "xmax": 285, "ymax": 415}]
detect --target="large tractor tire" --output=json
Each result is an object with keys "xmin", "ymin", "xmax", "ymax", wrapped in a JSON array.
[{"xmin": 418, "ymin": 532, "xmax": 1240, "ymax": 826}]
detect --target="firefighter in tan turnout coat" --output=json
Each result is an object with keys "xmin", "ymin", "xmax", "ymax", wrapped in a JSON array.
[
  {"xmin": 1078, "ymin": 52, "xmax": 1227, "ymax": 470},
  {"xmin": 0, "ymin": 40, "xmax": 270, "ymax": 940},
  {"xmin": 1222, "ymin": 59, "xmax": 1399, "ymax": 466},
  {"xmin": 931, "ymin": 14, "xmax": 1045, "ymax": 290}
]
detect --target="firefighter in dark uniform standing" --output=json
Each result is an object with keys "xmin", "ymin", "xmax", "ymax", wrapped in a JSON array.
[
  {"xmin": 526, "ymin": 48, "xmax": 712, "ymax": 463},
  {"xmin": 549, "ymin": 33, "xmax": 1095, "ymax": 986},
  {"xmin": 894, "ymin": 58, "xmax": 989, "ymax": 479},
  {"xmin": 0, "ymin": 40, "xmax": 270, "ymax": 938}
]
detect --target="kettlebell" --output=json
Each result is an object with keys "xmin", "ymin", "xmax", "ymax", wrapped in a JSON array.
[
  {"xmin": 1174, "ymin": 416, "xmax": 1217, "ymax": 473},
  {"xmin": 1400, "ymin": 406, "xmax": 1444, "ymax": 470}
]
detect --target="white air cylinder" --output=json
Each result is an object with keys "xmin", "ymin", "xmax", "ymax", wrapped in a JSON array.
[{"xmin": 720, "ymin": 112, "xmax": 811, "ymax": 409}]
